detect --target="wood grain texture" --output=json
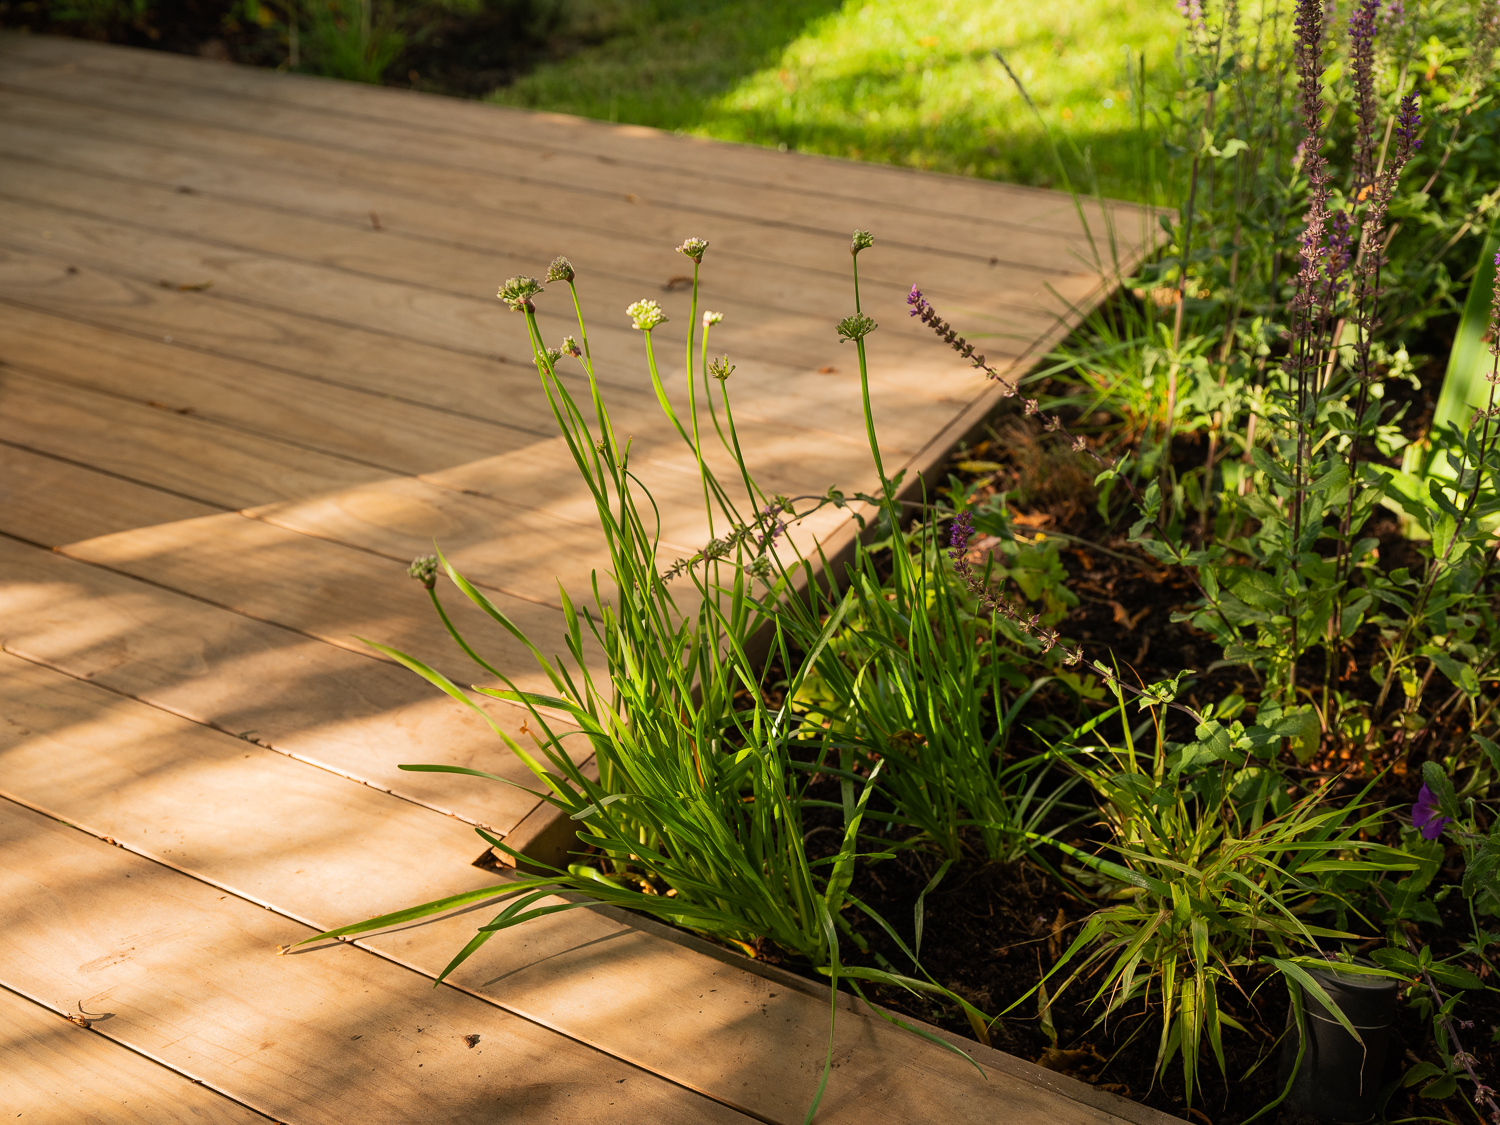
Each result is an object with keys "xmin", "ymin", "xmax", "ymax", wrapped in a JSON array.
[
  {"xmin": 0, "ymin": 33, "xmax": 1157, "ymax": 1125},
  {"xmin": 0, "ymin": 536, "xmax": 555, "ymax": 834},
  {"xmin": 0, "ymin": 654, "xmax": 1139, "ymax": 1125},
  {"xmin": 0, "ymin": 441, "xmax": 225, "ymax": 547},
  {"xmin": 0, "ymin": 32, "xmax": 1149, "ymax": 246},
  {"xmin": 0, "ymin": 799, "xmax": 751, "ymax": 1125},
  {"xmin": 0, "ymin": 985, "xmax": 272, "ymax": 1125}
]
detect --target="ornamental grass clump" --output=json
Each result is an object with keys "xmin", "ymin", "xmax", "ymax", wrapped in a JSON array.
[{"xmin": 302, "ymin": 235, "xmax": 993, "ymax": 1116}]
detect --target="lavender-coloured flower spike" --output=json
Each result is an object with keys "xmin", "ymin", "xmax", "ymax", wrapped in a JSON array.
[
  {"xmin": 545, "ymin": 256, "xmax": 574, "ymax": 283},
  {"xmin": 408, "ymin": 554, "xmax": 439, "ymax": 590},
  {"xmin": 498, "ymin": 275, "xmax": 544, "ymax": 312},
  {"xmin": 1177, "ymin": 0, "xmax": 1206, "ymax": 34},
  {"xmin": 1394, "ymin": 93, "xmax": 1422, "ymax": 153},
  {"xmin": 1381, "ymin": 0, "xmax": 1403, "ymax": 26},
  {"xmin": 676, "ymin": 237, "xmax": 709, "ymax": 263},
  {"xmin": 627, "ymin": 299, "xmax": 667, "ymax": 331},
  {"xmin": 1348, "ymin": 0, "xmax": 1381, "ymax": 188},
  {"xmin": 1412, "ymin": 783, "xmax": 1453, "ymax": 840},
  {"xmin": 948, "ymin": 510, "xmax": 974, "ymax": 563}
]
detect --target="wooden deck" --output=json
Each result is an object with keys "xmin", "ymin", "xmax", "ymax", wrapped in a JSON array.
[{"xmin": 0, "ymin": 33, "xmax": 1171, "ymax": 1124}]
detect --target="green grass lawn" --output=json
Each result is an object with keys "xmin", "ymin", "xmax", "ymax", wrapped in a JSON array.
[{"xmin": 490, "ymin": 0, "xmax": 1183, "ymax": 199}]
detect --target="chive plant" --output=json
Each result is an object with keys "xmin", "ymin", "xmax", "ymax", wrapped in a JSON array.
[{"xmin": 301, "ymin": 239, "xmax": 994, "ymax": 1117}]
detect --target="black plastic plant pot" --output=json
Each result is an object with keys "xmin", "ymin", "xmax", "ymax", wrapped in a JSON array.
[{"xmin": 1276, "ymin": 961, "xmax": 1398, "ymax": 1123}]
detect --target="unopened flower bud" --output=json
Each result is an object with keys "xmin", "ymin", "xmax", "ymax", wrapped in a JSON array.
[
  {"xmin": 836, "ymin": 312, "xmax": 877, "ymax": 342},
  {"xmin": 851, "ymin": 230, "xmax": 874, "ymax": 255},
  {"xmin": 545, "ymin": 256, "xmax": 575, "ymax": 283},
  {"xmin": 627, "ymin": 299, "xmax": 667, "ymax": 331},
  {"xmin": 676, "ymin": 237, "xmax": 709, "ymax": 263},
  {"xmin": 561, "ymin": 335, "xmax": 582, "ymax": 358},
  {"xmin": 708, "ymin": 356, "xmax": 735, "ymax": 381},
  {"xmin": 703, "ymin": 310, "xmax": 724, "ymax": 327},
  {"xmin": 408, "ymin": 554, "xmax": 439, "ymax": 590}
]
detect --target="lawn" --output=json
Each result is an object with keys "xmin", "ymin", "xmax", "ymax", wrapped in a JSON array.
[{"xmin": 491, "ymin": 0, "xmax": 1183, "ymax": 197}]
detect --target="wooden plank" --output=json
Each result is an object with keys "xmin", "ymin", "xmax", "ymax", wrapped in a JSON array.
[
  {"xmin": 0, "ymin": 241, "xmax": 969, "ymax": 488},
  {"xmin": 0, "ymin": 441, "xmax": 224, "ymax": 546},
  {"xmin": 0, "ymin": 118, "xmax": 1095, "ymax": 333},
  {"xmin": 56, "ymin": 512, "xmax": 585, "ymax": 690},
  {"xmin": 0, "ymin": 985, "xmax": 272, "ymax": 1125},
  {"xmin": 0, "ymin": 649, "xmax": 502, "ymax": 919},
  {"xmin": 0, "ymin": 798, "xmax": 753, "ymax": 1125},
  {"xmin": 0, "ymin": 366, "xmax": 389, "ymax": 510},
  {"xmin": 0, "ymin": 53, "xmax": 1121, "ymax": 281},
  {"xmin": 0, "ymin": 535, "xmax": 554, "ymax": 835},
  {"xmin": 0, "ymin": 302, "xmax": 532, "ymax": 475},
  {"xmin": 0, "ymin": 653, "xmax": 1137, "ymax": 1125},
  {"xmin": 0, "ymin": 31, "xmax": 1147, "ymax": 244},
  {"xmin": 0, "ymin": 189, "xmax": 1022, "ymax": 415}
]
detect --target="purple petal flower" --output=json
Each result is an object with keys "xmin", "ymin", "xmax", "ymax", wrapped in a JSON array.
[
  {"xmin": 1412, "ymin": 783, "xmax": 1453, "ymax": 840},
  {"xmin": 948, "ymin": 511, "xmax": 974, "ymax": 563}
]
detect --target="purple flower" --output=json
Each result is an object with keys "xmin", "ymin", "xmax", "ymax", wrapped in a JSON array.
[
  {"xmin": 1394, "ymin": 94, "xmax": 1422, "ymax": 154},
  {"xmin": 1348, "ymin": 0, "xmax": 1381, "ymax": 186},
  {"xmin": 1412, "ymin": 783, "xmax": 1453, "ymax": 840},
  {"xmin": 948, "ymin": 510, "xmax": 974, "ymax": 563}
]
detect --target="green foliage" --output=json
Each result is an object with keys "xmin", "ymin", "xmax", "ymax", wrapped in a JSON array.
[
  {"xmin": 301, "ymin": 0, "xmax": 406, "ymax": 82},
  {"xmin": 1020, "ymin": 682, "xmax": 1415, "ymax": 1106},
  {"xmin": 788, "ymin": 522, "xmax": 1078, "ymax": 865},
  {"xmin": 489, "ymin": 0, "xmax": 1181, "ymax": 197}
]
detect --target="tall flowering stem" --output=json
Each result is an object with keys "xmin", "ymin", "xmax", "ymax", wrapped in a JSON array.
[{"xmin": 907, "ymin": 286, "xmax": 1120, "ymax": 480}]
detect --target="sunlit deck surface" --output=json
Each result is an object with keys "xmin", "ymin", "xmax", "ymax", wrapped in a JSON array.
[{"xmin": 0, "ymin": 33, "xmax": 1170, "ymax": 1123}]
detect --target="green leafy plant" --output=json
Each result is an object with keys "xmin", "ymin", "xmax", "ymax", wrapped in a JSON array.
[
  {"xmin": 300, "ymin": 239, "xmax": 994, "ymax": 1119},
  {"xmin": 1013, "ymin": 680, "xmax": 1415, "ymax": 1106}
]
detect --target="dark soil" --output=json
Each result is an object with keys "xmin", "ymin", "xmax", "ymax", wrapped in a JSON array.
[{"xmin": 0, "ymin": 0, "xmax": 571, "ymax": 96}]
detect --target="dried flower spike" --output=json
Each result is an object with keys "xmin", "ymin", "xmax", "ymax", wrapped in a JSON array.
[
  {"xmin": 708, "ymin": 356, "xmax": 735, "ymax": 381},
  {"xmin": 627, "ymin": 299, "xmax": 668, "ymax": 331},
  {"xmin": 408, "ymin": 554, "xmax": 439, "ymax": 590},
  {"xmin": 703, "ymin": 310, "xmax": 724, "ymax": 327},
  {"xmin": 676, "ymin": 237, "xmax": 709, "ymax": 263},
  {"xmin": 545, "ymin": 257, "xmax": 574, "ymax": 284},
  {"xmin": 836, "ymin": 312, "xmax": 877, "ymax": 342},
  {"xmin": 850, "ymin": 230, "xmax": 874, "ymax": 255},
  {"xmin": 498, "ymin": 276, "xmax": 544, "ymax": 312}
]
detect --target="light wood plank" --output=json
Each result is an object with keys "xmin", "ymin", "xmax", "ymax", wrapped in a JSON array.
[
  {"xmin": 0, "ymin": 240, "xmax": 971, "ymax": 489},
  {"xmin": 0, "ymin": 115, "xmax": 1095, "ymax": 332},
  {"xmin": 0, "ymin": 653, "xmax": 1137, "ymax": 1125},
  {"xmin": 0, "ymin": 188, "xmax": 1020, "ymax": 417},
  {"xmin": 0, "ymin": 441, "xmax": 224, "ymax": 546},
  {"xmin": 0, "ymin": 302, "xmax": 533, "ymax": 474},
  {"xmin": 0, "ymin": 31, "xmax": 1148, "ymax": 243},
  {"xmin": 0, "ymin": 798, "xmax": 752, "ymax": 1125},
  {"xmin": 0, "ymin": 985, "xmax": 271, "ymax": 1125},
  {"xmin": 0, "ymin": 52, "xmax": 1123, "ymax": 281},
  {"xmin": 0, "ymin": 535, "xmax": 552, "ymax": 834},
  {"xmin": 57, "ymin": 512, "xmax": 585, "ymax": 690},
  {"xmin": 0, "ymin": 649, "xmax": 501, "ymax": 919},
  {"xmin": 0, "ymin": 366, "xmax": 388, "ymax": 509}
]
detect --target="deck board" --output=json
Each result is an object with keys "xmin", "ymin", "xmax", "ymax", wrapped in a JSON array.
[
  {"xmin": 1, "ymin": 985, "xmax": 273, "ymax": 1124},
  {"xmin": 0, "ymin": 33, "xmax": 1158, "ymax": 1124}
]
